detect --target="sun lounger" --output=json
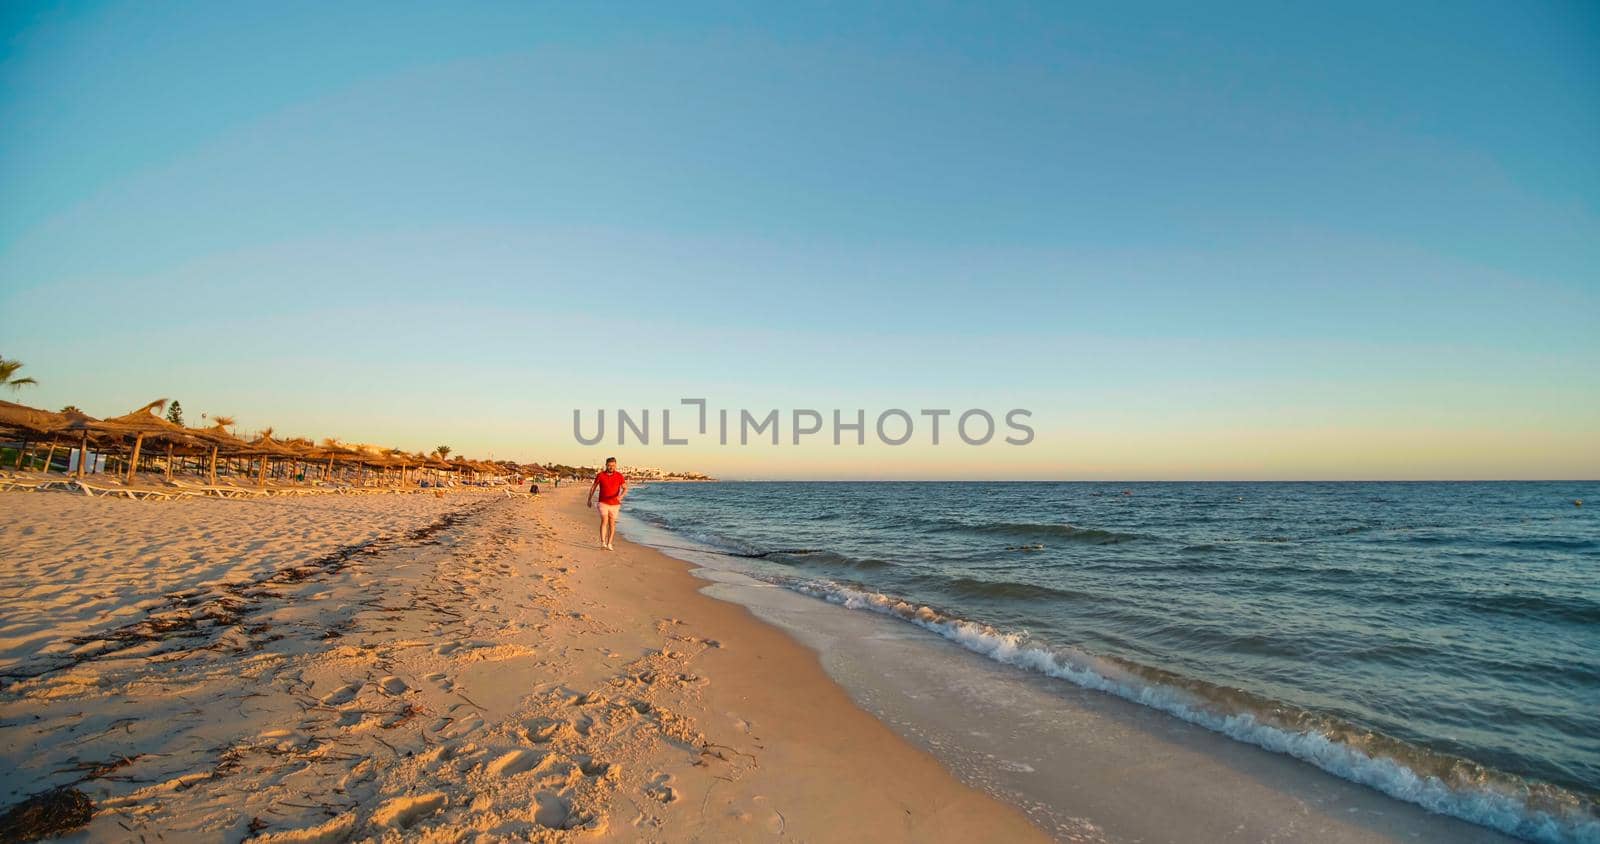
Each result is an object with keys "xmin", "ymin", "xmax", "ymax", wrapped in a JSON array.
[
  {"xmin": 71, "ymin": 479, "xmax": 195, "ymax": 501},
  {"xmin": 169, "ymin": 480, "xmax": 266, "ymax": 499},
  {"xmin": 0, "ymin": 472, "xmax": 80, "ymax": 492},
  {"xmin": 264, "ymin": 485, "xmax": 321, "ymax": 497}
]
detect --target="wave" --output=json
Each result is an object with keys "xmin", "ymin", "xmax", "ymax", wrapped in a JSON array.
[
  {"xmin": 784, "ymin": 578, "xmax": 1600, "ymax": 844},
  {"xmin": 630, "ymin": 507, "xmax": 674, "ymax": 528},
  {"xmin": 952, "ymin": 521, "xmax": 1145, "ymax": 544},
  {"xmin": 1440, "ymin": 591, "xmax": 1600, "ymax": 626},
  {"xmin": 1358, "ymin": 534, "xmax": 1597, "ymax": 552},
  {"xmin": 764, "ymin": 549, "xmax": 896, "ymax": 570},
  {"xmin": 1493, "ymin": 538, "xmax": 1599, "ymax": 552},
  {"xmin": 934, "ymin": 575, "xmax": 1091, "ymax": 602}
]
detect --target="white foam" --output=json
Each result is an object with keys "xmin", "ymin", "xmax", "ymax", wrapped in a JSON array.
[{"xmin": 791, "ymin": 579, "xmax": 1600, "ymax": 844}]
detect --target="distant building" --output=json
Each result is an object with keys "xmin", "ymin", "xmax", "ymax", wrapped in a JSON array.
[{"xmin": 621, "ymin": 465, "xmax": 713, "ymax": 481}]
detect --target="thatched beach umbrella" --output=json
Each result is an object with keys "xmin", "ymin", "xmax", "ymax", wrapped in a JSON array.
[
  {"xmin": 92, "ymin": 400, "xmax": 196, "ymax": 482},
  {"xmin": 309, "ymin": 438, "xmax": 362, "ymax": 485},
  {"xmin": 343, "ymin": 444, "xmax": 378, "ymax": 486},
  {"xmin": 382, "ymin": 448, "xmax": 414, "ymax": 486},
  {"xmin": 338, "ymin": 443, "xmax": 389, "ymax": 486},
  {"xmin": 396, "ymin": 451, "xmax": 422, "ymax": 485},
  {"xmin": 0, "ymin": 400, "xmax": 65, "ymax": 470},
  {"xmin": 187, "ymin": 416, "xmax": 250, "ymax": 485},
  {"xmin": 422, "ymin": 455, "xmax": 460, "ymax": 487},
  {"xmin": 279, "ymin": 437, "xmax": 325, "ymax": 482},
  {"xmin": 0, "ymin": 401, "xmax": 100, "ymax": 474},
  {"xmin": 242, "ymin": 429, "xmax": 297, "ymax": 486},
  {"xmin": 0, "ymin": 400, "xmax": 66, "ymax": 435},
  {"xmin": 423, "ymin": 456, "xmax": 450, "ymax": 484},
  {"xmin": 47, "ymin": 407, "xmax": 101, "ymax": 477}
]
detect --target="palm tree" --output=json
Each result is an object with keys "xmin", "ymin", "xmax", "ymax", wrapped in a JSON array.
[
  {"xmin": 1, "ymin": 357, "xmax": 37, "ymax": 391},
  {"xmin": 434, "ymin": 445, "xmax": 452, "ymax": 460},
  {"xmin": 59, "ymin": 405, "xmax": 82, "ymax": 414}
]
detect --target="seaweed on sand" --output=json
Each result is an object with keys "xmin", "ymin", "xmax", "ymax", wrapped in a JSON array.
[{"xmin": 0, "ymin": 787, "xmax": 94, "ymax": 843}]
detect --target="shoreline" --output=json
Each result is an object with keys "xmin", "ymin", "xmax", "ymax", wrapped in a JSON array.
[
  {"xmin": 535, "ymin": 486, "xmax": 1051, "ymax": 840},
  {"xmin": 619, "ymin": 495, "xmax": 1537, "ymax": 844},
  {"xmin": 0, "ymin": 482, "xmax": 1568, "ymax": 842}
]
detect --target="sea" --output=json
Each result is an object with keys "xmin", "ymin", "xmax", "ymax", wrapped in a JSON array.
[{"xmin": 620, "ymin": 481, "xmax": 1599, "ymax": 843}]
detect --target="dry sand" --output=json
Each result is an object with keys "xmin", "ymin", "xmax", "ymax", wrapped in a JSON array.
[{"xmin": 0, "ymin": 486, "xmax": 1046, "ymax": 842}]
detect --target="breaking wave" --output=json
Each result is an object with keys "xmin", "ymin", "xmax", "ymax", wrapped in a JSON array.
[{"xmin": 784, "ymin": 578, "xmax": 1600, "ymax": 844}]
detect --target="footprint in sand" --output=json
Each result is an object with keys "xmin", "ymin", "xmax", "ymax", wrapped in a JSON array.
[
  {"xmin": 532, "ymin": 791, "xmax": 570, "ymax": 829},
  {"xmin": 644, "ymin": 773, "xmax": 678, "ymax": 804},
  {"xmin": 250, "ymin": 812, "xmax": 358, "ymax": 843},
  {"xmin": 320, "ymin": 681, "xmax": 363, "ymax": 706},
  {"xmin": 422, "ymin": 672, "xmax": 456, "ymax": 692},
  {"xmin": 371, "ymin": 792, "xmax": 448, "ymax": 830},
  {"xmin": 727, "ymin": 796, "xmax": 786, "ymax": 834},
  {"xmin": 337, "ymin": 758, "xmax": 376, "ymax": 789},
  {"xmin": 753, "ymin": 796, "xmax": 786, "ymax": 834},
  {"xmin": 434, "ymin": 641, "xmax": 468, "ymax": 656},
  {"xmin": 256, "ymin": 729, "xmax": 315, "ymax": 753},
  {"xmin": 378, "ymin": 676, "xmax": 409, "ymax": 694},
  {"xmin": 533, "ymin": 791, "xmax": 600, "ymax": 831},
  {"xmin": 524, "ymin": 717, "xmax": 582, "ymax": 744},
  {"xmin": 576, "ymin": 755, "xmax": 614, "ymax": 779},
  {"xmin": 429, "ymin": 714, "xmax": 483, "ymax": 739},
  {"xmin": 448, "ymin": 743, "xmax": 489, "ymax": 773},
  {"xmin": 486, "ymin": 748, "xmax": 542, "ymax": 777},
  {"xmin": 380, "ymin": 703, "xmax": 418, "ymax": 728}
]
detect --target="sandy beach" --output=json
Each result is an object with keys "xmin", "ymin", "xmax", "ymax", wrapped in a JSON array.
[{"xmin": 0, "ymin": 485, "xmax": 1045, "ymax": 842}]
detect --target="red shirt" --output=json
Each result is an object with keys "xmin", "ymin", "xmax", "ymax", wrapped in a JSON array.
[{"xmin": 594, "ymin": 471, "xmax": 626, "ymax": 505}]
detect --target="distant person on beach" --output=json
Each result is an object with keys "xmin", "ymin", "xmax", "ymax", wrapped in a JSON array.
[{"xmin": 587, "ymin": 457, "xmax": 628, "ymax": 551}]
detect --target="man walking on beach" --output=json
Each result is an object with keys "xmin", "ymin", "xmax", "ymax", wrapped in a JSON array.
[{"xmin": 586, "ymin": 457, "xmax": 628, "ymax": 551}]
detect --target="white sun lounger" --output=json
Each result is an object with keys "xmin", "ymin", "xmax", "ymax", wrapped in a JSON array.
[
  {"xmin": 169, "ymin": 480, "xmax": 266, "ymax": 499},
  {"xmin": 71, "ymin": 479, "xmax": 194, "ymax": 501}
]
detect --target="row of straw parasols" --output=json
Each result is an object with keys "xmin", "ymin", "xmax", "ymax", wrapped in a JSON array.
[{"xmin": 0, "ymin": 399, "xmax": 507, "ymax": 487}]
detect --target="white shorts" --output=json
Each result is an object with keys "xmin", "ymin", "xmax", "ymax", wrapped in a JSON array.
[{"xmin": 597, "ymin": 502, "xmax": 621, "ymax": 519}]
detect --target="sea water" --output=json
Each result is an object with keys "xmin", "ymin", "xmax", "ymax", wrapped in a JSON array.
[{"xmin": 621, "ymin": 481, "xmax": 1599, "ymax": 843}]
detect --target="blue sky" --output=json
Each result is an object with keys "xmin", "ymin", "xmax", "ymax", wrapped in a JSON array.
[{"xmin": 2, "ymin": 1, "xmax": 1597, "ymax": 478}]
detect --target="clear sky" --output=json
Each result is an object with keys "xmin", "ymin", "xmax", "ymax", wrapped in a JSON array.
[{"xmin": 3, "ymin": 1, "xmax": 1597, "ymax": 479}]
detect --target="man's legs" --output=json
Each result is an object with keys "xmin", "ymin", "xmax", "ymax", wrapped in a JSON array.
[{"xmin": 597, "ymin": 504, "xmax": 619, "ymax": 549}]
